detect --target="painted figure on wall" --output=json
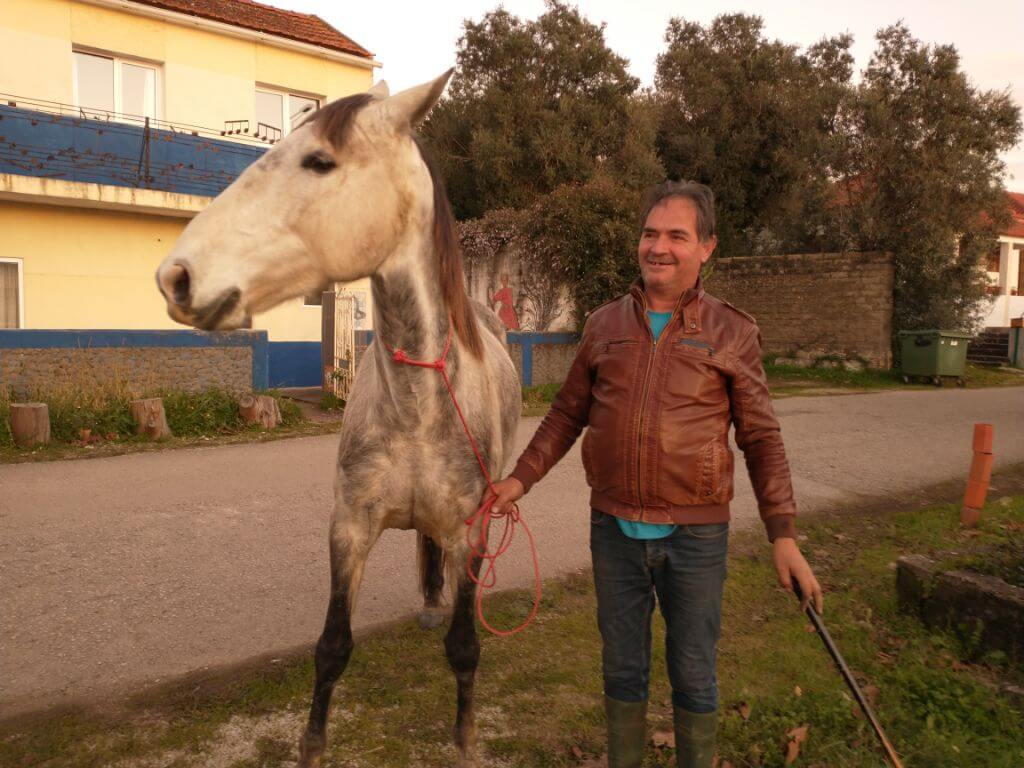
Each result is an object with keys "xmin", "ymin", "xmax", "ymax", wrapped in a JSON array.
[{"xmin": 491, "ymin": 272, "xmax": 520, "ymax": 330}]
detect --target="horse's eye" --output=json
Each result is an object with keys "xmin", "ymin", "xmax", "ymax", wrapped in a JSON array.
[{"xmin": 301, "ymin": 152, "xmax": 337, "ymax": 174}]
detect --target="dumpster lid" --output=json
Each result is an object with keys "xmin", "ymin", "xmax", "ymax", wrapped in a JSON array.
[{"xmin": 897, "ymin": 329, "xmax": 975, "ymax": 339}]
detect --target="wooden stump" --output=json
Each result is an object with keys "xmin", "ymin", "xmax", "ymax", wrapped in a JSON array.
[
  {"xmin": 10, "ymin": 403, "xmax": 51, "ymax": 447},
  {"xmin": 238, "ymin": 394, "xmax": 281, "ymax": 429},
  {"xmin": 130, "ymin": 397, "xmax": 172, "ymax": 439}
]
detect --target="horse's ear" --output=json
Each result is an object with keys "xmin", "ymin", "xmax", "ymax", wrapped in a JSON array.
[
  {"xmin": 367, "ymin": 80, "xmax": 390, "ymax": 99},
  {"xmin": 380, "ymin": 69, "xmax": 453, "ymax": 129}
]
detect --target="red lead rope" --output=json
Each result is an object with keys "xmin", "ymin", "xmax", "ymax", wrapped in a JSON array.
[{"xmin": 387, "ymin": 330, "xmax": 541, "ymax": 636}]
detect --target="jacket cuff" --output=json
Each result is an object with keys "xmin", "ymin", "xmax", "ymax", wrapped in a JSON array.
[
  {"xmin": 510, "ymin": 459, "xmax": 542, "ymax": 494},
  {"xmin": 765, "ymin": 514, "xmax": 796, "ymax": 542}
]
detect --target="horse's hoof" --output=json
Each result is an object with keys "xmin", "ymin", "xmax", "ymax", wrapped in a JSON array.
[
  {"xmin": 298, "ymin": 732, "xmax": 324, "ymax": 768},
  {"xmin": 418, "ymin": 606, "xmax": 447, "ymax": 629}
]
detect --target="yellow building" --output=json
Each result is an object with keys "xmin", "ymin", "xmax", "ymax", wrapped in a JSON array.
[{"xmin": 0, "ymin": 0, "xmax": 378, "ymax": 343}]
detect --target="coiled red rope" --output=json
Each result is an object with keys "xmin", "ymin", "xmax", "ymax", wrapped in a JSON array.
[{"xmin": 387, "ymin": 330, "xmax": 541, "ymax": 636}]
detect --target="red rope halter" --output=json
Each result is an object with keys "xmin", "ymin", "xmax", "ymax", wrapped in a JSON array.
[{"xmin": 386, "ymin": 329, "xmax": 541, "ymax": 636}]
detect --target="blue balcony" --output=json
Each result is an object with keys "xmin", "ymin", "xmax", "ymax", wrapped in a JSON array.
[{"xmin": 0, "ymin": 100, "xmax": 266, "ymax": 198}]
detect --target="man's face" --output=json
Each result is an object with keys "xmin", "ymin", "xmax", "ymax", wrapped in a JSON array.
[{"xmin": 637, "ymin": 197, "xmax": 717, "ymax": 299}]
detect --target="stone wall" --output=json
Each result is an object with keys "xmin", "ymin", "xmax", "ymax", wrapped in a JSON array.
[
  {"xmin": 0, "ymin": 330, "xmax": 266, "ymax": 398},
  {"xmin": 707, "ymin": 251, "xmax": 894, "ymax": 369}
]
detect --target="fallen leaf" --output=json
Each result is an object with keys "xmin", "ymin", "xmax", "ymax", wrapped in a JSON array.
[
  {"xmin": 951, "ymin": 660, "xmax": 970, "ymax": 671},
  {"xmin": 863, "ymin": 684, "xmax": 880, "ymax": 707},
  {"xmin": 734, "ymin": 701, "xmax": 751, "ymax": 721},
  {"xmin": 875, "ymin": 651, "xmax": 895, "ymax": 664},
  {"xmin": 571, "ymin": 744, "xmax": 584, "ymax": 760},
  {"xmin": 804, "ymin": 624, "xmax": 816, "ymax": 633},
  {"xmin": 787, "ymin": 725, "xmax": 810, "ymax": 745},
  {"xmin": 784, "ymin": 725, "xmax": 809, "ymax": 766},
  {"xmin": 785, "ymin": 740, "xmax": 801, "ymax": 765},
  {"xmin": 793, "ymin": 686, "xmax": 803, "ymax": 697},
  {"xmin": 651, "ymin": 728, "xmax": 675, "ymax": 749},
  {"xmin": 720, "ymin": 762, "xmax": 736, "ymax": 768}
]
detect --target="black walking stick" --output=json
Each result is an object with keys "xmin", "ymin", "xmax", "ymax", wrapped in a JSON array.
[{"xmin": 793, "ymin": 583, "xmax": 905, "ymax": 768}]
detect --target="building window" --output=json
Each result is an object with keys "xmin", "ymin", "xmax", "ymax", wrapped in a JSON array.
[
  {"xmin": 255, "ymin": 88, "xmax": 320, "ymax": 140},
  {"xmin": 0, "ymin": 259, "xmax": 23, "ymax": 329},
  {"xmin": 73, "ymin": 49, "xmax": 159, "ymax": 120}
]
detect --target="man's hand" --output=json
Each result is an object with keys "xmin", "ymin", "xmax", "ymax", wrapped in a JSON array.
[
  {"xmin": 484, "ymin": 477, "xmax": 525, "ymax": 516},
  {"xmin": 772, "ymin": 538, "xmax": 823, "ymax": 614}
]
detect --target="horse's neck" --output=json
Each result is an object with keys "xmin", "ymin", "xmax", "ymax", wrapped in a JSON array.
[{"xmin": 371, "ymin": 241, "xmax": 449, "ymax": 368}]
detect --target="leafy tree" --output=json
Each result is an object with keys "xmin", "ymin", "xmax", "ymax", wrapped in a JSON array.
[
  {"xmin": 423, "ymin": 0, "xmax": 648, "ymax": 219},
  {"xmin": 521, "ymin": 175, "xmax": 642, "ymax": 326},
  {"xmin": 654, "ymin": 14, "xmax": 855, "ymax": 257},
  {"xmin": 841, "ymin": 24, "xmax": 1021, "ymax": 333}
]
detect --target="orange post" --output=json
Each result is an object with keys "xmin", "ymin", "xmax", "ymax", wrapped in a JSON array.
[{"xmin": 961, "ymin": 424, "xmax": 994, "ymax": 528}]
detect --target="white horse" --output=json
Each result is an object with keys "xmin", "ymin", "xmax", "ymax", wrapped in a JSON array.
[{"xmin": 156, "ymin": 72, "xmax": 521, "ymax": 768}]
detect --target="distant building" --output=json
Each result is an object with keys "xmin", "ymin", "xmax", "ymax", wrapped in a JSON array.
[
  {"xmin": 984, "ymin": 192, "xmax": 1024, "ymax": 328},
  {"xmin": 0, "ymin": 0, "xmax": 378, "ymax": 340}
]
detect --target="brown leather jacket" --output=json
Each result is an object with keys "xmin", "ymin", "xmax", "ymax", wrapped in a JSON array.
[{"xmin": 510, "ymin": 278, "xmax": 797, "ymax": 541}]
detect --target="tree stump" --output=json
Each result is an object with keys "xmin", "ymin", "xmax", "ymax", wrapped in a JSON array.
[
  {"xmin": 10, "ymin": 403, "xmax": 51, "ymax": 447},
  {"xmin": 238, "ymin": 394, "xmax": 281, "ymax": 429},
  {"xmin": 130, "ymin": 398, "xmax": 172, "ymax": 439}
]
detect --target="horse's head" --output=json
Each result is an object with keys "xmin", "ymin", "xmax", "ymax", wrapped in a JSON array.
[{"xmin": 156, "ymin": 71, "xmax": 451, "ymax": 330}]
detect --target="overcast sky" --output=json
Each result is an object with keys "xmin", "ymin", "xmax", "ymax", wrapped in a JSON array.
[{"xmin": 281, "ymin": 0, "xmax": 1024, "ymax": 186}]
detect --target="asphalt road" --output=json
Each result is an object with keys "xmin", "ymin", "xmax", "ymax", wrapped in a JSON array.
[{"xmin": 1, "ymin": 387, "xmax": 1023, "ymax": 717}]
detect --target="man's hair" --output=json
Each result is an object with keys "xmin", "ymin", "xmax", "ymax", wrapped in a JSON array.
[{"xmin": 640, "ymin": 181, "xmax": 716, "ymax": 242}]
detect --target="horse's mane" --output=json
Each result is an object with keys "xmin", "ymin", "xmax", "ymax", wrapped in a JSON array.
[
  {"xmin": 312, "ymin": 94, "xmax": 484, "ymax": 360},
  {"xmin": 412, "ymin": 136, "xmax": 483, "ymax": 359}
]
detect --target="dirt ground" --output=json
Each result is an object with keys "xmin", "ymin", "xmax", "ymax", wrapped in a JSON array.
[{"xmin": 1, "ymin": 386, "xmax": 1022, "ymax": 719}]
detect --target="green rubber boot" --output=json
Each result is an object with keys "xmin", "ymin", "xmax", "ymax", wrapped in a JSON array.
[
  {"xmin": 604, "ymin": 696, "xmax": 647, "ymax": 768},
  {"xmin": 673, "ymin": 707, "xmax": 717, "ymax": 768}
]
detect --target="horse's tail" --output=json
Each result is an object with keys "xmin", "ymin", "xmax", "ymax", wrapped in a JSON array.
[{"xmin": 416, "ymin": 532, "xmax": 447, "ymax": 627}]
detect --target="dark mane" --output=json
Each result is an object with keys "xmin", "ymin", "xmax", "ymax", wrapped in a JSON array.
[
  {"xmin": 310, "ymin": 92, "xmax": 374, "ymax": 149},
  {"xmin": 412, "ymin": 135, "xmax": 484, "ymax": 359}
]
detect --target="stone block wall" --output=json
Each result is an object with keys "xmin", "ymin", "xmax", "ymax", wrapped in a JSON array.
[
  {"xmin": 0, "ymin": 330, "xmax": 267, "ymax": 399},
  {"xmin": 706, "ymin": 252, "xmax": 894, "ymax": 369}
]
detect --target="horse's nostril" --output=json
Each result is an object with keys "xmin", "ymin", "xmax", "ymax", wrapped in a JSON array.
[
  {"xmin": 172, "ymin": 267, "xmax": 190, "ymax": 306},
  {"xmin": 159, "ymin": 263, "xmax": 192, "ymax": 307}
]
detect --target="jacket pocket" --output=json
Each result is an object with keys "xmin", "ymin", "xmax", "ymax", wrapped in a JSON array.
[
  {"xmin": 674, "ymin": 338, "xmax": 716, "ymax": 357},
  {"xmin": 697, "ymin": 439, "xmax": 727, "ymax": 500}
]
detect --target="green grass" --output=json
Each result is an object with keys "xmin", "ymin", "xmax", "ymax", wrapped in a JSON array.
[
  {"xmin": 524, "ymin": 362, "xmax": 1024, "ymax": 416},
  {"xmin": 4, "ymin": 489, "xmax": 1022, "ymax": 767},
  {"xmin": 0, "ymin": 389, "xmax": 311, "ymax": 463}
]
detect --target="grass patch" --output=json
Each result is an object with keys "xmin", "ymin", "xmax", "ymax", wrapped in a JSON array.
[
  {"xmin": 522, "ymin": 383, "xmax": 561, "ymax": 416},
  {"xmin": 319, "ymin": 392, "xmax": 346, "ymax": 412},
  {"xmin": 162, "ymin": 388, "xmax": 242, "ymax": 436},
  {"xmin": 4, "ymin": 490, "xmax": 1023, "ymax": 767},
  {"xmin": 0, "ymin": 387, "xmax": 312, "ymax": 463},
  {"xmin": 766, "ymin": 360, "xmax": 1024, "ymax": 394}
]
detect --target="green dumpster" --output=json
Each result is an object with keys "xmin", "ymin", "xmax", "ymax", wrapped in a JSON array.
[{"xmin": 898, "ymin": 330, "xmax": 972, "ymax": 386}]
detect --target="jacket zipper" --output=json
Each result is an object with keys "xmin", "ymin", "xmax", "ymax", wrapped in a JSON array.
[{"xmin": 635, "ymin": 299, "xmax": 660, "ymax": 514}]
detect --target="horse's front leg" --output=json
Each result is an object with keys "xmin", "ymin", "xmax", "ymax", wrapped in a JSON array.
[
  {"xmin": 446, "ymin": 550, "xmax": 482, "ymax": 768},
  {"xmin": 298, "ymin": 511, "xmax": 376, "ymax": 768}
]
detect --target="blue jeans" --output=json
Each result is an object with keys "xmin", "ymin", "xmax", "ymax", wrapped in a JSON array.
[{"xmin": 590, "ymin": 509, "xmax": 729, "ymax": 714}]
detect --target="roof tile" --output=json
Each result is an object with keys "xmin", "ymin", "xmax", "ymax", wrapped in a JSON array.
[{"xmin": 127, "ymin": 0, "xmax": 373, "ymax": 59}]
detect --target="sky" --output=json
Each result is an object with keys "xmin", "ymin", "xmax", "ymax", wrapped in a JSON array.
[{"xmin": 279, "ymin": 0, "xmax": 1024, "ymax": 187}]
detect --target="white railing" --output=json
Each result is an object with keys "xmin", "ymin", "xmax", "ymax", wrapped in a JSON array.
[{"xmin": 982, "ymin": 294, "xmax": 1024, "ymax": 328}]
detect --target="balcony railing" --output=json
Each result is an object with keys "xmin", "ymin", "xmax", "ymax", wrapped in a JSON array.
[{"xmin": 0, "ymin": 94, "xmax": 269, "ymax": 198}]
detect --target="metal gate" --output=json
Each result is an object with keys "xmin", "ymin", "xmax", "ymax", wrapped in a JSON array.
[{"xmin": 321, "ymin": 288, "xmax": 356, "ymax": 400}]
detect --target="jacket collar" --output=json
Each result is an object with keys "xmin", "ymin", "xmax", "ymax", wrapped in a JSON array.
[{"xmin": 629, "ymin": 275, "xmax": 704, "ymax": 334}]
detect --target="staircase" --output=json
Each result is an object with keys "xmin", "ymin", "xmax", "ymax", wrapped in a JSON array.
[{"xmin": 967, "ymin": 328, "xmax": 1011, "ymax": 366}]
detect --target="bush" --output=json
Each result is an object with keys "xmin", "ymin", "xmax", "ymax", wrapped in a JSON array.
[
  {"xmin": 161, "ymin": 388, "xmax": 242, "ymax": 437},
  {"xmin": 0, "ymin": 388, "xmax": 14, "ymax": 447}
]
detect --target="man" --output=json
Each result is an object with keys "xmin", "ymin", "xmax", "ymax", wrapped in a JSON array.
[{"xmin": 486, "ymin": 181, "xmax": 823, "ymax": 768}]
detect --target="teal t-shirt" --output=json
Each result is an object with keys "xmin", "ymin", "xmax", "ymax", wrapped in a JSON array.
[{"xmin": 615, "ymin": 310, "xmax": 678, "ymax": 540}]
